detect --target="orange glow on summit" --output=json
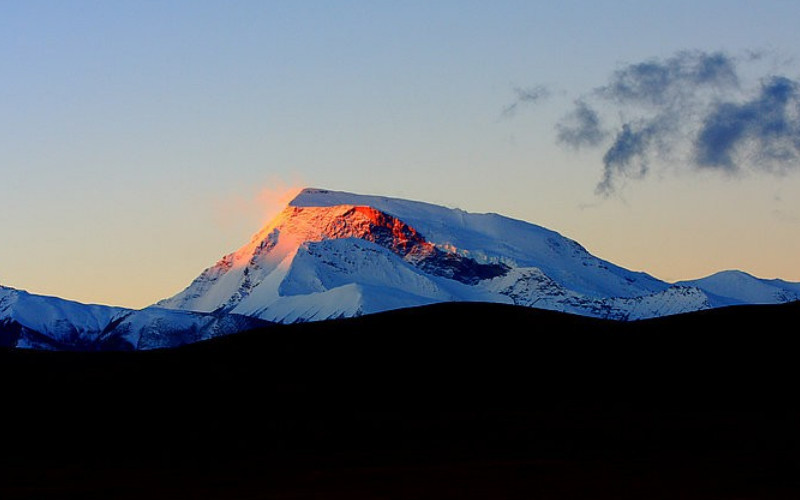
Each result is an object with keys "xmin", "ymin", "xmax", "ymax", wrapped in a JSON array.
[{"xmin": 211, "ymin": 194, "xmax": 441, "ymax": 273}]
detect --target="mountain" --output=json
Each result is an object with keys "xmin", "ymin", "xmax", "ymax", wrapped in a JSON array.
[
  {"xmin": 160, "ymin": 187, "xmax": 796, "ymax": 322},
  {"xmin": 677, "ymin": 269, "xmax": 800, "ymax": 306},
  {"xmin": 4, "ymin": 187, "xmax": 798, "ymax": 350},
  {"xmin": 0, "ymin": 285, "xmax": 268, "ymax": 350}
]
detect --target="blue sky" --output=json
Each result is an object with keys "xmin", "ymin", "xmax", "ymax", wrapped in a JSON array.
[{"xmin": 2, "ymin": 1, "xmax": 800, "ymax": 307}]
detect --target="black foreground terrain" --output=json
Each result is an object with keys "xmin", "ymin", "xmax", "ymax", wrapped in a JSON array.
[{"xmin": 2, "ymin": 302, "xmax": 799, "ymax": 499}]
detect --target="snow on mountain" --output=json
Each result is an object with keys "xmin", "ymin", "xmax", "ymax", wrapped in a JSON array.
[
  {"xmin": 158, "ymin": 188, "xmax": 725, "ymax": 322},
  {"xmin": 106, "ymin": 307, "xmax": 266, "ymax": 350},
  {"xmin": 7, "ymin": 189, "xmax": 800, "ymax": 350},
  {"xmin": 5, "ymin": 188, "xmax": 799, "ymax": 351},
  {"xmin": 482, "ymin": 268, "xmax": 711, "ymax": 320},
  {"xmin": 0, "ymin": 285, "xmax": 125, "ymax": 347},
  {"xmin": 239, "ymin": 238, "xmax": 505, "ymax": 323},
  {"xmin": 290, "ymin": 189, "xmax": 668, "ymax": 298},
  {"xmin": 0, "ymin": 285, "xmax": 266, "ymax": 350},
  {"xmin": 677, "ymin": 270, "xmax": 800, "ymax": 307}
]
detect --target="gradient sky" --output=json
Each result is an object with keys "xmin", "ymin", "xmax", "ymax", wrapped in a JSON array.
[{"xmin": 2, "ymin": 1, "xmax": 800, "ymax": 308}]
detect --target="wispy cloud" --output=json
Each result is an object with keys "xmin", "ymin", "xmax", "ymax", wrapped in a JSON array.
[
  {"xmin": 501, "ymin": 85, "xmax": 550, "ymax": 118},
  {"xmin": 597, "ymin": 122, "xmax": 657, "ymax": 196},
  {"xmin": 599, "ymin": 50, "xmax": 739, "ymax": 106},
  {"xmin": 530, "ymin": 49, "xmax": 800, "ymax": 195},
  {"xmin": 694, "ymin": 76, "xmax": 800, "ymax": 172},
  {"xmin": 556, "ymin": 100, "xmax": 607, "ymax": 149}
]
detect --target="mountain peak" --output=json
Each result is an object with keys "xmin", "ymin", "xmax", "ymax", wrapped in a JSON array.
[
  {"xmin": 6, "ymin": 187, "xmax": 799, "ymax": 350},
  {"xmin": 153, "ymin": 187, "xmax": 800, "ymax": 324},
  {"xmin": 5, "ymin": 188, "xmax": 799, "ymax": 350},
  {"xmin": 290, "ymin": 187, "xmax": 395, "ymax": 208},
  {"xmin": 289, "ymin": 187, "xmax": 335, "ymax": 205},
  {"xmin": 158, "ymin": 188, "xmax": 712, "ymax": 322},
  {"xmin": 287, "ymin": 188, "xmax": 448, "ymax": 220},
  {"xmin": 677, "ymin": 269, "xmax": 800, "ymax": 306}
]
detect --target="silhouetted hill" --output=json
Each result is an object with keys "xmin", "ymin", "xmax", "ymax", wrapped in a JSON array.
[{"xmin": 2, "ymin": 302, "xmax": 799, "ymax": 499}]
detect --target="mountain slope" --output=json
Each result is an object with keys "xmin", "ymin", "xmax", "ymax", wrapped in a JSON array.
[
  {"xmin": 290, "ymin": 189, "xmax": 669, "ymax": 298},
  {"xmin": 677, "ymin": 269, "xmax": 800, "ymax": 307},
  {"xmin": 0, "ymin": 285, "xmax": 268, "ymax": 350},
  {"xmin": 6, "ymin": 188, "xmax": 799, "ymax": 351},
  {"xmin": 159, "ymin": 188, "xmax": 720, "ymax": 321}
]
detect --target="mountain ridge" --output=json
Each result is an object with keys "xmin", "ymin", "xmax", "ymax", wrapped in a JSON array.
[
  {"xmin": 0, "ymin": 285, "xmax": 269, "ymax": 350},
  {"xmin": 3, "ymin": 187, "xmax": 799, "ymax": 350},
  {"xmin": 159, "ymin": 187, "xmax": 798, "ymax": 323}
]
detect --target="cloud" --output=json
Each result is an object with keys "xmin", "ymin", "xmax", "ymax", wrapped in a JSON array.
[
  {"xmin": 596, "ymin": 122, "xmax": 657, "ymax": 196},
  {"xmin": 694, "ymin": 76, "xmax": 800, "ymax": 172},
  {"xmin": 502, "ymin": 85, "xmax": 550, "ymax": 117},
  {"xmin": 599, "ymin": 50, "xmax": 739, "ymax": 106},
  {"xmin": 544, "ymin": 49, "xmax": 800, "ymax": 195},
  {"xmin": 556, "ymin": 100, "xmax": 607, "ymax": 148}
]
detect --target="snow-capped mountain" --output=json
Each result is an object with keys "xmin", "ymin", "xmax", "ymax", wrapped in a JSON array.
[
  {"xmin": 676, "ymin": 270, "xmax": 800, "ymax": 307},
  {"xmin": 5, "ymin": 187, "xmax": 799, "ymax": 351},
  {"xmin": 0, "ymin": 285, "xmax": 266, "ymax": 350},
  {"xmin": 159, "ymin": 187, "xmax": 793, "ymax": 323}
]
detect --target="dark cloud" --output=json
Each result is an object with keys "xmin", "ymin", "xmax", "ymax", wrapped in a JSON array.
[
  {"xmin": 694, "ymin": 76, "xmax": 800, "ymax": 172},
  {"xmin": 502, "ymin": 85, "xmax": 550, "ymax": 117},
  {"xmin": 597, "ymin": 122, "xmax": 657, "ymax": 196},
  {"xmin": 556, "ymin": 100, "xmax": 607, "ymax": 148},
  {"xmin": 540, "ymin": 49, "xmax": 800, "ymax": 195},
  {"xmin": 600, "ymin": 50, "xmax": 739, "ymax": 106}
]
